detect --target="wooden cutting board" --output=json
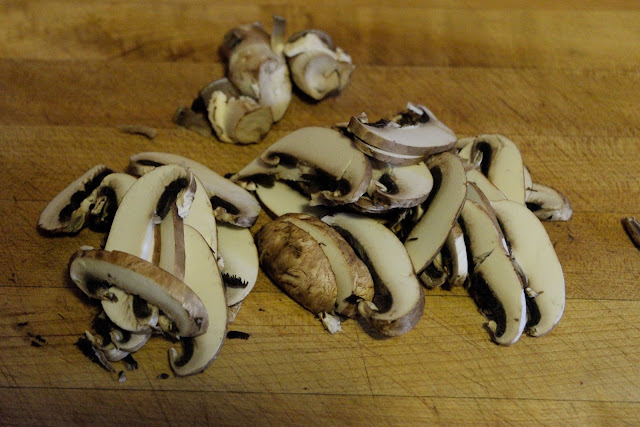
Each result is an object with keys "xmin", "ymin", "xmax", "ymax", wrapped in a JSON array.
[{"xmin": 1, "ymin": 1, "xmax": 639, "ymax": 424}]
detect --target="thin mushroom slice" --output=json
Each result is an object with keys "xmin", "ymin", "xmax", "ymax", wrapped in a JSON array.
[
  {"xmin": 254, "ymin": 180, "xmax": 329, "ymax": 218},
  {"xmin": 622, "ymin": 217, "xmax": 640, "ymax": 249},
  {"xmin": 469, "ymin": 134, "xmax": 525, "ymax": 205},
  {"xmin": 102, "ymin": 287, "xmax": 160, "ymax": 333},
  {"xmin": 322, "ymin": 213, "xmax": 424, "ymax": 337},
  {"xmin": 443, "ymin": 223, "xmax": 469, "ymax": 288},
  {"xmin": 92, "ymin": 312, "xmax": 151, "ymax": 353},
  {"xmin": 347, "ymin": 103, "xmax": 457, "ymax": 157},
  {"xmin": 525, "ymin": 182, "xmax": 573, "ymax": 221},
  {"xmin": 419, "ymin": 254, "xmax": 447, "ymax": 289},
  {"xmin": 129, "ymin": 152, "xmax": 261, "ymax": 227},
  {"xmin": 69, "ymin": 248, "xmax": 208, "ymax": 338},
  {"xmin": 465, "ymin": 182, "xmax": 508, "ymax": 253},
  {"xmin": 466, "ymin": 169, "xmax": 507, "ymax": 202},
  {"xmin": 38, "ymin": 165, "xmax": 114, "ymax": 234},
  {"xmin": 283, "ymin": 29, "xmax": 354, "ymax": 100},
  {"xmin": 459, "ymin": 201, "xmax": 526, "ymax": 346},
  {"xmin": 169, "ymin": 225, "xmax": 228, "ymax": 376},
  {"xmin": 280, "ymin": 214, "xmax": 374, "ymax": 318},
  {"xmin": 231, "ymin": 127, "xmax": 372, "ymax": 206},
  {"xmin": 352, "ymin": 137, "xmax": 425, "ymax": 166},
  {"xmin": 491, "ymin": 200, "xmax": 565, "ymax": 337},
  {"xmin": 404, "ymin": 152, "xmax": 467, "ymax": 274},
  {"xmin": 217, "ymin": 223, "xmax": 259, "ymax": 307}
]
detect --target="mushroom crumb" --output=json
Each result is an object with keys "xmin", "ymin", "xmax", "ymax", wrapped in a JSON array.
[
  {"xmin": 226, "ymin": 330, "xmax": 250, "ymax": 340},
  {"xmin": 157, "ymin": 373, "xmax": 170, "ymax": 380},
  {"xmin": 118, "ymin": 371, "xmax": 127, "ymax": 382},
  {"xmin": 117, "ymin": 125, "xmax": 158, "ymax": 140}
]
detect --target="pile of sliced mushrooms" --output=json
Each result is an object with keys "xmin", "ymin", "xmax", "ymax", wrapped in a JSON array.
[{"xmin": 174, "ymin": 16, "xmax": 354, "ymax": 144}]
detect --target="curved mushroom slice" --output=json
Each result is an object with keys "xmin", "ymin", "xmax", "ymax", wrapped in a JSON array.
[
  {"xmin": 524, "ymin": 165, "xmax": 533, "ymax": 201},
  {"xmin": 322, "ymin": 213, "xmax": 424, "ymax": 337},
  {"xmin": 102, "ymin": 287, "xmax": 160, "ymax": 333},
  {"xmin": 221, "ymin": 18, "xmax": 292, "ymax": 122},
  {"xmin": 256, "ymin": 218, "xmax": 338, "ymax": 315},
  {"xmin": 84, "ymin": 173, "xmax": 138, "ymax": 231},
  {"xmin": 465, "ymin": 182, "xmax": 508, "ymax": 254},
  {"xmin": 231, "ymin": 127, "xmax": 372, "ymax": 206},
  {"xmin": 347, "ymin": 103, "xmax": 457, "ymax": 157},
  {"xmin": 404, "ymin": 152, "xmax": 467, "ymax": 274},
  {"xmin": 92, "ymin": 312, "xmax": 151, "ymax": 353},
  {"xmin": 469, "ymin": 134, "xmax": 525, "ymax": 205},
  {"xmin": 203, "ymin": 78, "xmax": 273, "ymax": 144},
  {"xmin": 283, "ymin": 30, "xmax": 354, "ymax": 100},
  {"xmin": 466, "ymin": 169, "xmax": 507, "ymax": 202},
  {"xmin": 352, "ymin": 137, "xmax": 425, "ymax": 166},
  {"xmin": 169, "ymin": 225, "xmax": 228, "ymax": 376},
  {"xmin": 459, "ymin": 201, "xmax": 526, "ymax": 346},
  {"xmin": 280, "ymin": 214, "xmax": 374, "ymax": 318},
  {"xmin": 491, "ymin": 200, "xmax": 565, "ymax": 337},
  {"xmin": 443, "ymin": 223, "xmax": 469, "ymax": 287},
  {"xmin": 254, "ymin": 180, "xmax": 329, "ymax": 218},
  {"xmin": 525, "ymin": 182, "xmax": 573, "ymax": 221},
  {"xmin": 129, "ymin": 152, "xmax": 261, "ymax": 227},
  {"xmin": 217, "ymin": 223, "xmax": 259, "ymax": 307},
  {"xmin": 622, "ymin": 217, "xmax": 640, "ymax": 249},
  {"xmin": 355, "ymin": 160, "xmax": 433, "ymax": 212},
  {"xmin": 418, "ymin": 254, "xmax": 447, "ymax": 289},
  {"xmin": 82, "ymin": 330, "xmax": 129, "ymax": 363},
  {"xmin": 38, "ymin": 165, "xmax": 114, "ymax": 234},
  {"xmin": 69, "ymin": 248, "xmax": 208, "ymax": 338}
]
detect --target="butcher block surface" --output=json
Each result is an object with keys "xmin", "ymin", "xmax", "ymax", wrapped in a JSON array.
[{"xmin": 1, "ymin": 1, "xmax": 640, "ymax": 425}]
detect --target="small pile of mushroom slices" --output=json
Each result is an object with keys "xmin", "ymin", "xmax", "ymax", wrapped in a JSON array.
[
  {"xmin": 38, "ymin": 153, "xmax": 261, "ymax": 376},
  {"xmin": 174, "ymin": 16, "xmax": 354, "ymax": 144},
  {"xmin": 233, "ymin": 103, "xmax": 571, "ymax": 344}
]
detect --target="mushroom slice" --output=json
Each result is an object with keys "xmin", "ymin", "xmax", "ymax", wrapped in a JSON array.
[
  {"xmin": 231, "ymin": 127, "xmax": 372, "ymax": 206},
  {"xmin": 355, "ymin": 160, "xmax": 433, "ymax": 212},
  {"xmin": 347, "ymin": 103, "xmax": 457, "ymax": 156},
  {"xmin": 202, "ymin": 78, "xmax": 273, "ymax": 144},
  {"xmin": 69, "ymin": 248, "xmax": 208, "ymax": 338},
  {"xmin": 254, "ymin": 180, "xmax": 329, "ymax": 218},
  {"xmin": 459, "ymin": 201, "xmax": 526, "ymax": 346},
  {"xmin": 82, "ymin": 330, "xmax": 129, "ymax": 363},
  {"xmin": 443, "ymin": 223, "xmax": 469, "ymax": 287},
  {"xmin": 524, "ymin": 165, "xmax": 533, "ymax": 201},
  {"xmin": 466, "ymin": 169, "xmax": 507, "ymax": 202},
  {"xmin": 404, "ymin": 152, "xmax": 467, "ymax": 274},
  {"xmin": 491, "ymin": 200, "xmax": 565, "ymax": 337},
  {"xmin": 102, "ymin": 287, "xmax": 160, "ymax": 333},
  {"xmin": 129, "ymin": 152, "xmax": 261, "ymax": 227},
  {"xmin": 256, "ymin": 218, "xmax": 338, "ymax": 315},
  {"xmin": 92, "ymin": 312, "xmax": 151, "ymax": 353},
  {"xmin": 465, "ymin": 182, "xmax": 508, "ymax": 254},
  {"xmin": 217, "ymin": 223, "xmax": 259, "ymax": 306},
  {"xmin": 169, "ymin": 225, "xmax": 228, "ymax": 376},
  {"xmin": 38, "ymin": 165, "xmax": 114, "ymax": 234},
  {"xmin": 283, "ymin": 29, "xmax": 354, "ymax": 100},
  {"xmin": 280, "ymin": 214, "xmax": 374, "ymax": 318},
  {"xmin": 525, "ymin": 182, "xmax": 573, "ymax": 221},
  {"xmin": 622, "ymin": 217, "xmax": 640, "ymax": 249},
  {"xmin": 322, "ymin": 213, "xmax": 424, "ymax": 337},
  {"xmin": 469, "ymin": 134, "xmax": 525, "ymax": 205},
  {"xmin": 418, "ymin": 254, "xmax": 447, "ymax": 289},
  {"xmin": 84, "ymin": 173, "xmax": 138, "ymax": 231},
  {"xmin": 221, "ymin": 18, "xmax": 292, "ymax": 122},
  {"xmin": 352, "ymin": 137, "xmax": 425, "ymax": 166}
]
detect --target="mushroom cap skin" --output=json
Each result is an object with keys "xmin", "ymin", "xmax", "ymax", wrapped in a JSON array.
[
  {"xmin": 404, "ymin": 152, "xmax": 467, "ymax": 274},
  {"xmin": 231, "ymin": 127, "xmax": 372, "ymax": 206},
  {"xmin": 347, "ymin": 104, "xmax": 457, "ymax": 157},
  {"xmin": 69, "ymin": 248, "xmax": 209, "ymax": 338},
  {"xmin": 217, "ymin": 223, "xmax": 259, "ymax": 307},
  {"xmin": 322, "ymin": 212, "xmax": 425, "ymax": 337},
  {"xmin": 256, "ymin": 218, "xmax": 338, "ymax": 315},
  {"xmin": 169, "ymin": 225, "xmax": 228, "ymax": 377},
  {"xmin": 469, "ymin": 134, "xmax": 525, "ymax": 205},
  {"xmin": 525, "ymin": 182, "xmax": 573, "ymax": 222},
  {"xmin": 129, "ymin": 152, "xmax": 261, "ymax": 228},
  {"xmin": 491, "ymin": 200, "xmax": 565, "ymax": 337},
  {"xmin": 459, "ymin": 200, "xmax": 526, "ymax": 346},
  {"xmin": 279, "ymin": 213, "xmax": 374, "ymax": 318},
  {"xmin": 38, "ymin": 164, "xmax": 114, "ymax": 234}
]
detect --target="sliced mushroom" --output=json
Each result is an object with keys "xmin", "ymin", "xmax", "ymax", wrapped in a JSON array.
[
  {"xmin": 217, "ymin": 222, "xmax": 259, "ymax": 307},
  {"xmin": 231, "ymin": 127, "xmax": 372, "ymax": 206},
  {"xmin": 254, "ymin": 180, "xmax": 329, "ymax": 218},
  {"xmin": 459, "ymin": 200, "xmax": 526, "ymax": 346},
  {"xmin": 82, "ymin": 330, "xmax": 129, "ymax": 363},
  {"xmin": 69, "ymin": 248, "xmax": 208, "ymax": 337},
  {"xmin": 221, "ymin": 18, "xmax": 292, "ymax": 122},
  {"xmin": 169, "ymin": 225, "xmax": 228, "ymax": 376},
  {"xmin": 418, "ymin": 255, "xmax": 447, "ymax": 289},
  {"xmin": 283, "ymin": 29, "xmax": 354, "ymax": 100},
  {"xmin": 38, "ymin": 165, "xmax": 114, "ymax": 234},
  {"xmin": 322, "ymin": 213, "xmax": 424, "ymax": 337},
  {"xmin": 92, "ymin": 312, "xmax": 151, "ymax": 353},
  {"xmin": 404, "ymin": 152, "xmax": 467, "ymax": 274},
  {"xmin": 525, "ymin": 182, "xmax": 573, "ymax": 221},
  {"xmin": 354, "ymin": 160, "xmax": 433, "ymax": 212},
  {"xmin": 469, "ymin": 134, "xmax": 525, "ymax": 205},
  {"xmin": 102, "ymin": 287, "xmax": 160, "ymax": 333},
  {"xmin": 465, "ymin": 182, "xmax": 508, "ymax": 253},
  {"xmin": 347, "ymin": 103, "xmax": 457, "ymax": 156},
  {"xmin": 491, "ymin": 200, "xmax": 565, "ymax": 337},
  {"xmin": 524, "ymin": 165, "xmax": 533, "ymax": 201},
  {"xmin": 442, "ymin": 223, "xmax": 469, "ymax": 287},
  {"xmin": 466, "ymin": 169, "xmax": 507, "ymax": 202},
  {"xmin": 352, "ymin": 136, "xmax": 425, "ymax": 166},
  {"xmin": 622, "ymin": 217, "xmax": 640, "ymax": 249},
  {"xmin": 202, "ymin": 78, "xmax": 273, "ymax": 144},
  {"xmin": 279, "ymin": 214, "xmax": 374, "ymax": 318},
  {"xmin": 129, "ymin": 152, "xmax": 261, "ymax": 227},
  {"xmin": 256, "ymin": 218, "xmax": 338, "ymax": 315}
]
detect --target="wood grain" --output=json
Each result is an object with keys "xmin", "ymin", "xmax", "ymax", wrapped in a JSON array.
[{"xmin": 1, "ymin": 0, "xmax": 640, "ymax": 424}]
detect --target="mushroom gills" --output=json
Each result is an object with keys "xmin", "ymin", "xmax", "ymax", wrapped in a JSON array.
[{"xmin": 322, "ymin": 213, "xmax": 424, "ymax": 337}]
